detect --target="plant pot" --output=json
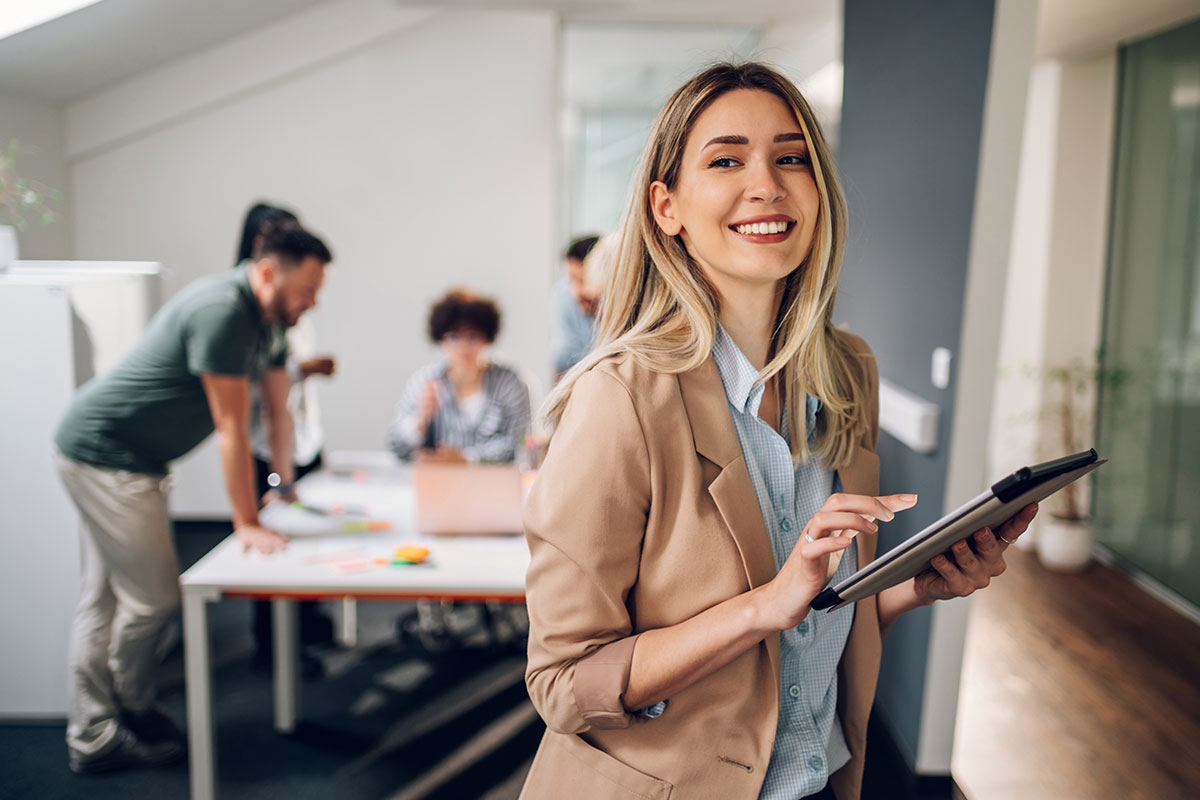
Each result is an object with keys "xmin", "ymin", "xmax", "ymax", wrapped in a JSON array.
[
  {"xmin": 1037, "ymin": 515, "xmax": 1093, "ymax": 572},
  {"xmin": 0, "ymin": 225, "xmax": 17, "ymax": 268}
]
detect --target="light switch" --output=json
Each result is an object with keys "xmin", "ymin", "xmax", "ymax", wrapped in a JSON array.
[{"xmin": 932, "ymin": 347, "xmax": 952, "ymax": 389}]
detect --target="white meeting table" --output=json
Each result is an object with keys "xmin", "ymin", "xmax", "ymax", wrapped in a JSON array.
[{"xmin": 179, "ymin": 457, "xmax": 530, "ymax": 800}]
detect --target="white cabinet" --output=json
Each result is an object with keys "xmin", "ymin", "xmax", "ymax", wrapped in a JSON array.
[{"xmin": 0, "ymin": 262, "xmax": 162, "ymax": 718}]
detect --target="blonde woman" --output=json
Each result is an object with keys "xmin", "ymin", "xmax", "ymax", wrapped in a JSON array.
[{"xmin": 521, "ymin": 63, "xmax": 1038, "ymax": 800}]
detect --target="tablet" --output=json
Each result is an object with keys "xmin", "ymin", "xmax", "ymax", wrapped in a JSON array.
[{"xmin": 810, "ymin": 449, "xmax": 1106, "ymax": 612}]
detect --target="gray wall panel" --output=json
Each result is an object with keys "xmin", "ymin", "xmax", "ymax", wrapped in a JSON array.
[{"xmin": 835, "ymin": 0, "xmax": 996, "ymax": 765}]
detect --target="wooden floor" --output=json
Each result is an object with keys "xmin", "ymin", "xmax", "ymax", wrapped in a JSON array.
[{"xmin": 954, "ymin": 546, "xmax": 1200, "ymax": 800}]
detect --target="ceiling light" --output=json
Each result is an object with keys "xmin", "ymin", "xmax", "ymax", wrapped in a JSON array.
[{"xmin": 0, "ymin": 0, "xmax": 106, "ymax": 42}]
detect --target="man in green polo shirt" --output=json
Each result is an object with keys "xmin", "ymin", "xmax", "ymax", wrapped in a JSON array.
[{"xmin": 53, "ymin": 226, "xmax": 332, "ymax": 774}]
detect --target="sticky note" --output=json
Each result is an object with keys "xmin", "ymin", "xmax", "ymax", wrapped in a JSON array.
[
  {"xmin": 340, "ymin": 520, "xmax": 392, "ymax": 533},
  {"xmin": 331, "ymin": 557, "xmax": 369, "ymax": 574},
  {"xmin": 394, "ymin": 546, "xmax": 430, "ymax": 563}
]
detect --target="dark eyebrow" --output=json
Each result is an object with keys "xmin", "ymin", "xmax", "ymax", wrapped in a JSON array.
[
  {"xmin": 702, "ymin": 132, "xmax": 807, "ymax": 148},
  {"xmin": 703, "ymin": 135, "xmax": 749, "ymax": 148}
]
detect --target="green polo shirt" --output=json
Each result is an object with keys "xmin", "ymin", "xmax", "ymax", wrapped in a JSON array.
[{"xmin": 55, "ymin": 265, "xmax": 287, "ymax": 475}]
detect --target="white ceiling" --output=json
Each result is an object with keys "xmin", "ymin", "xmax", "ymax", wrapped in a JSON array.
[
  {"xmin": 0, "ymin": 0, "xmax": 835, "ymax": 104},
  {"xmin": 1037, "ymin": 0, "xmax": 1200, "ymax": 58},
  {"xmin": 2, "ymin": 0, "xmax": 1196, "ymax": 106},
  {"xmin": 0, "ymin": 0, "xmax": 329, "ymax": 102}
]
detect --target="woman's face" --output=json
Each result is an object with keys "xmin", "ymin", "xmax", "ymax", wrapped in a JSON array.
[{"xmin": 650, "ymin": 89, "xmax": 820, "ymax": 299}]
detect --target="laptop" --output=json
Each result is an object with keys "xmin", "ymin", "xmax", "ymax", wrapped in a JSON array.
[{"xmin": 413, "ymin": 462, "xmax": 526, "ymax": 536}]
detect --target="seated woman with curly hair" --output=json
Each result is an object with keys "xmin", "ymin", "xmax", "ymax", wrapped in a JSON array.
[{"xmin": 387, "ymin": 288, "xmax": 531, "ymax": 463}]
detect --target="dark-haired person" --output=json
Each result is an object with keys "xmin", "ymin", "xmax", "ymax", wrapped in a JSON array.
[
  {"xmin": 388, "ymin": 288, "xmax": 531, "ymax": 463},
  {"xmin": 552, "ymin": 234, "xmax": 601, "ymax": 377},
  {"xmin": 53, "ymin": 226, "xmax": 332, "ymax": 775},
  {"xmin": 235, "ymin": 202, "xmax": 338, "ymax": 674}
]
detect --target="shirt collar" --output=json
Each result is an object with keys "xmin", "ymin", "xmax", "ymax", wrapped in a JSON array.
[
  {"xmin": 712, "ymin": 324, "xmax": 822, "ymax": 436},
  {"xmin": 713, "ymin": 324, "xmax": 764, "ymax": 415}
]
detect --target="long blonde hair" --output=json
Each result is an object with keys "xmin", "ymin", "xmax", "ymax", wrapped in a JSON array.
[{"xmin": 545, "ymin": 62, "xmax": 869, "ymax": 469}]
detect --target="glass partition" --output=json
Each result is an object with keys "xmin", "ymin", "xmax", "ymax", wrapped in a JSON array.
[{"xmin": 1095, "ymin": 19, "xmax": 1200, "ymax": 607}]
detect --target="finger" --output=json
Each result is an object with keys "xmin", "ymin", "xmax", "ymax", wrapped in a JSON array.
[
  {"xmin": 930, "ymin": 554, "xmax": 974, "ymax": 596},
  {"xmin": 823, "ymin": 493, "xmax": 908, "ymax": 523},
  {"xmin": 948, "ymin": 539, "xmax": 989, "ymax": 588},
  {"xmin": 997, "ymin": 502, "xmax": 1039, "ymax": 543},
  {"xmin": 972, "ymin": 527, "xmax": 1004, "ymax": 564},
  {"xmin": 878, "ymin": 494, "xmax": 919, "ymax": 515},
  {"xmin": 801, "ymin": 535, "xmax": 854, "ymax": 560},
  {"xmin": 808, "ymin": 511, "xmax": 880, "ymax": 539}
]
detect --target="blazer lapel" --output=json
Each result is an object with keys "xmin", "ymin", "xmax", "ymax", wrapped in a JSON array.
[
  {"xmin": 677, "ymin": 357, "xmax": 778, "ymax": 591},
  {"xmin": 836, "ymin": 445, "xmax": 882, "ymax": 565}
]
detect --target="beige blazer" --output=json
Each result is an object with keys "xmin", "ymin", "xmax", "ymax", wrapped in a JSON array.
[{"xmin": 522, "ymin": 331, "xmax": 882, "ymax": 800}]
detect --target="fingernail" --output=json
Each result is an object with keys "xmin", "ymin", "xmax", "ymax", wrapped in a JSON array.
[
  {"xmin": 871, "ymin": 523, "xmax": 879, "ymax": 533},
  {"xmin": 933, "ymin": 556, "xmax": 946, "ymax": 565}
]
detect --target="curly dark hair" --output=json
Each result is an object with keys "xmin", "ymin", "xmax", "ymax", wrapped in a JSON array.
[{"xmin": 428, "ymin": 288, "xmax": 501, "ymax": 343}]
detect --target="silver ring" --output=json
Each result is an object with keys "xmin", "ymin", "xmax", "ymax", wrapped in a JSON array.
[
  {"xmin": 804, "ymin": 532, "xmax": 815, "ymax": 543},
  {"xmin": 998, "ymin": 533, "xmax": 1017, "ymax": 545}
]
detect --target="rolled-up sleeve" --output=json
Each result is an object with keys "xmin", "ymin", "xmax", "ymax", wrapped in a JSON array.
[{"xmin": 523, "ymin": 367, "xmax": 651, "ymax": 734}]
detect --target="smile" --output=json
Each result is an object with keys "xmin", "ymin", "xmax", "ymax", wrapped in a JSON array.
[{"xmin": 729, "ymin": 217, "xmax": 796, "ymax": 241}]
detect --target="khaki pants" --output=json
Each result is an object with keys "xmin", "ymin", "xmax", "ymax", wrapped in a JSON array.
[{"xmin": 54, "ymin": 452, "xmax": 180, "ymax": 757}]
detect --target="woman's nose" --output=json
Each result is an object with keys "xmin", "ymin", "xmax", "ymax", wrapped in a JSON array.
[{"xmin": 746, "ymin": 161, "xmax": 786, "ymax": 203}]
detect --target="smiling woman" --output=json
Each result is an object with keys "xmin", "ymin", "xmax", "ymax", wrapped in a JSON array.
[{"xmin": 521, "ymin": 62, "xmax": 1036, "ymax": 800}]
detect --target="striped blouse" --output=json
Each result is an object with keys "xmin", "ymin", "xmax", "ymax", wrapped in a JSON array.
[{"xmin": 387, "ymin": 360, "xmax": 531, "ymax": 464}]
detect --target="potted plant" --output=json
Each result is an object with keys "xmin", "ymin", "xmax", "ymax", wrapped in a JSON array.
[
  {"xmin": 1026, "ymin": 355, "xmax": 1128, "ymax": 571},
  {"xmin": 0, "ymin": 138, "xmax": 61, "ymax": 267}
]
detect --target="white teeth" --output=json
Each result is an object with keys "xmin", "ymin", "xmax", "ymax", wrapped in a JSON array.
[{"xmin": 735, "ymin": 221, "xmax": 789, "ymax": 235}]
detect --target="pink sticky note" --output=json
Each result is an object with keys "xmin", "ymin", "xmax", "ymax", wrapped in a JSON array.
[{"xmin": 330, "ymin": 557, "xmax": 369, "ymax": 574}]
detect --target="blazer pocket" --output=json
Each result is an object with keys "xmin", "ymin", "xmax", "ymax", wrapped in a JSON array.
[{"xmin": 522, "ymin": 731, "xmax": 673, "ymax": 800}]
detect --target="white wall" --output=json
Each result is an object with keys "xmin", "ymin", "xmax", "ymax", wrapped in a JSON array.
[
  {"xmin": 987, "ymin": 51, "xmax": 1117, "ymax": 521},
  {"xmin": 0, "ymin": 91, "xmax": 72, "ymax": 259},
  {"xmin": 988, "ymin": 62, "xmax": 1060, "ymax": 481},
  {"xmin": 64, "ymin": 1, "xmax": 559, "ymax": 514}
]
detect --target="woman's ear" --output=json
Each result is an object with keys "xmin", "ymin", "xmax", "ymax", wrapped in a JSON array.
[{"xmin": 649, "ymin": 181, "xmax": 683, "ymax": 236}]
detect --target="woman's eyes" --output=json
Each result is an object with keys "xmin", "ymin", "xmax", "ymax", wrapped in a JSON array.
[
  {"xmin": 706, "ymin": 154, "xmax": 810, "ymax": 169},
  {"xmin": 708, "ymin": 157, "xmax": 740, "ymax": 168}
]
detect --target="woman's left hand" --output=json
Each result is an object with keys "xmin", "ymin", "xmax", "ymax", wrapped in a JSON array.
[{"xmin": 913, "ymin": 502, "xmax": 1038, "ymax": 603}]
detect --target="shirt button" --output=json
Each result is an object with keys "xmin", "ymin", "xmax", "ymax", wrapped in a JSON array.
[
  {"xmin": 788, "ymin": 684, "xmax": 801, "ymax": 698},
  {"xmin": 796, "ymin": 620, "xmax": 809, "ymax": 636},
  {"xmin": 781, "ymin": 517, "xmax": 793, "ymax": 532},
  {"xmin": 808, "ymin": 755, "xmax": 824, "ymax": 772}
]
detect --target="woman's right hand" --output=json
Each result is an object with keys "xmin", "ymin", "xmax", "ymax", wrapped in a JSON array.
[{"xmin": 757, "ymin": 492, "xmax": 918, "ymax": 631}]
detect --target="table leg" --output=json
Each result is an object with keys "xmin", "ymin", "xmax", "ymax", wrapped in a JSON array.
[
  {"xmin": 183, "ymin": 589, "xmax": 217, "ymax": 800},
  {"xmin": 272, "ymin": 598, "xmax": 300, "ymax": 733},
  {"xmin": 337, "ymin": 597, "xmax": 358, "ymax": 648}
]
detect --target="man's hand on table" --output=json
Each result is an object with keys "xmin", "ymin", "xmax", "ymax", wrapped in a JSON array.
[{"xmin": 236, "ymin": 523, "xmax": 289, "ymax": 554}]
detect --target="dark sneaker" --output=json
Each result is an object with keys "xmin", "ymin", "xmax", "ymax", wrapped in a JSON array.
[
  {"xmin": 121, "ymin": 705, "xmax": 185, "ymax": 745},
  {"xmin": 68, "ymin": 727, "xmax": 184, "ymax": 775}
]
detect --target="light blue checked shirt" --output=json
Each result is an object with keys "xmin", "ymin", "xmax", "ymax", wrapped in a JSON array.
[{"xmin": 711, "ymin": 326, "xmax": 857, "ymax": 800}]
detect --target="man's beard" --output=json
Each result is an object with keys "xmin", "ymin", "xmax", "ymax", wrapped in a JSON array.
[{"xmin": 272, "ymin": 295, "xmax": 298, "ymax": 328}]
